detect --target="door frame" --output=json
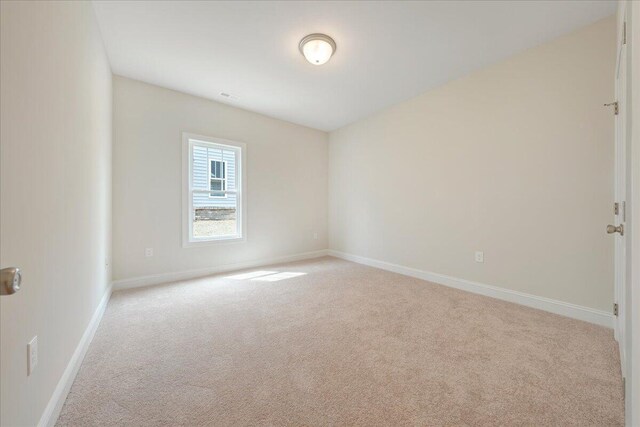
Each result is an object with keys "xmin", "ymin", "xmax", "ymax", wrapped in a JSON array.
[{"xmin": 627, "ymin": 0, "xmax": 640, "ymax": 423}]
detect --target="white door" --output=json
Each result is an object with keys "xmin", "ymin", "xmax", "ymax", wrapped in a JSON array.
[{"xmin": 612, "ymin": 10, "xmax": 628, "ymax": 378}]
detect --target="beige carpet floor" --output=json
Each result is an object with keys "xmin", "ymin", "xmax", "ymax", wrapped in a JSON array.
[{"xmin": 57, "ymin": 257, "xmax": 624, "ymax": 426}]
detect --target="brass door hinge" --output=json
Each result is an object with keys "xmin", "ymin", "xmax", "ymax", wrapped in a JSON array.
[
  {"xmin": 614, "ymin": 303, "xmax": 619, "ymax": 316},
  {"xmin": 604, "ymin": 101, "xmax": 619, "ymax": 115}
]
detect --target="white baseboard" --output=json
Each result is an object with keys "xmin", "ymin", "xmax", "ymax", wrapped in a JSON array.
[
  {"xmin": 328, "ymin": 250, "xmax": 613, "ymax": 328},
  {"xmin": 112, "ymin": 249, "xmax": 329, "ymax": 290},
  {"xmin": 38, "ymin": 284, "xmax": 112, "ymax": 427}
]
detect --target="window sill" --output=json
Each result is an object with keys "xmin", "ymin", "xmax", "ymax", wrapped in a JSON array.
[{"xmin": 183, "ymin": 235, "xmax": 245, "ymax": 248}]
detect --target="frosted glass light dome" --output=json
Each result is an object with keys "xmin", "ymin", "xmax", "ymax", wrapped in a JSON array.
[{"xmin": 299, "ymin": 34, "xmax": 336, "ymax": 65}]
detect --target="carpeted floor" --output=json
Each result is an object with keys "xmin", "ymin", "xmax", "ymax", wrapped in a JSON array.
[{"xmin": 56, "ymin": 257, "xmax": 624, "ymax": 426}]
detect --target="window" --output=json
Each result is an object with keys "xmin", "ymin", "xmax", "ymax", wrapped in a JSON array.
[
  {"xmin": 209, "ymin": 160, "xmax": 226, "ymax": 198},
  {"xmin": 183, "ymin": 133, "xmax": 245, "ymax": 245}
]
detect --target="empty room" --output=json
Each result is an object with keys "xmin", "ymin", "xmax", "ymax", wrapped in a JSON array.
[{"xmin": 1, "ymin": 0, "xmax": 639, "ymax": 426}]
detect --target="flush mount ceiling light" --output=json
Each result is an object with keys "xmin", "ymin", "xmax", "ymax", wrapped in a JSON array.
[{"xmin": 299, "ymin": 33, "xmax": 336, "ymax": 65}]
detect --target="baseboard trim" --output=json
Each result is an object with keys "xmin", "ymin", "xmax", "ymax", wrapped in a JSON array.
[
  {"xmin": 328, "ymin": 250, "xmax": 613, "ymax": 328},
  {"xmin": 38, "ymin": 284, "xmax": 112, "ymax": 427},
  {"xmin": 113, "ymin": 249, "xmax": 329, "ymax": 290}
]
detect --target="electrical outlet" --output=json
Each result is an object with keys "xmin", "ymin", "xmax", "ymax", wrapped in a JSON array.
[
  {"xmin": 475, "ymin": 251, "xmax": 484, "ymax": 263},
  {"xmin": 27, "ymin": 336, "xmax": 38, "ymax": 376},
  {"xmin": 145, "ymin": 248, "xmax": 153, "ymax": 257},
  {"xmin": 313, "ymin": 232, "xmax": 318, "ymax": 240}
]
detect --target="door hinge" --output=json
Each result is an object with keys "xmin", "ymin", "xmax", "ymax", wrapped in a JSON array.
[
  {"xmin": 623, "ymin": 21, "xmax": 627, "ymax": 45},
  {"xmin": 614, "ymin": 201, "xmax": 626, "ymax": 220},
  {"xmin": 604, "ymin": 101, "xmax": 619, "ymax": 115},
  {"xmin": 614, "ymin": 303, "xmax": 619, "ymax": 316}
]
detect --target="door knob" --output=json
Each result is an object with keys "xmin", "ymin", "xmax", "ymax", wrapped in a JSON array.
[
  {"xmin": 607, "ymin": 224, "xmax": 624, "ymax": 236},
  {"xmin": 0, "ymin": 267, "xmax": 21, "ymax": 295}
]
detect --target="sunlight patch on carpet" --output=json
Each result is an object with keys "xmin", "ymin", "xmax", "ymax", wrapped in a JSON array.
[
  {"xmin": 251, "ymin": 272, "xmax": 307, "ymax": 282},
  {"xmin": 225, "ymin": 270, "xmax": 277, "ymax": 280}
]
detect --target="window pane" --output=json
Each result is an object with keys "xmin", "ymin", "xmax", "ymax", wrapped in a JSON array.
[
  {"xmin": 209, "ymin": 178, "xmax": 225, "ymax": 197},
  {"xmin": 192, "ymin": 193, "xmax": 237, "ymax": 239},
  {"xmin": 210, "ymin": 179, "xmax": 224, "ymax": 190},
  {"xmin": 223, "ymin": 151, "xmax": 236, "ymax": 192},
  {"xmin": 192, "ymin": 146, "xmax": 209, "ymax": 190},
  {"xmin": 211, "ymin": 160, "xmax": 224, "ymax": 179}
]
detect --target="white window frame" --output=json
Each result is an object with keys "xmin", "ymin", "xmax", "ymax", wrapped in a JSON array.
[
  {"xmin": 208, "ymin": 159, "xmax": 227, "ymax": 199},
  {"xmin": 182, "ymin": 133, "xmax": 246, "ymax": 247}
]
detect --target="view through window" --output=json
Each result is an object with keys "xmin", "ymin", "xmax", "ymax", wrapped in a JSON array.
[{"xmin": 185, "ymin": 136, "xmax": 243, "ymax": 243}]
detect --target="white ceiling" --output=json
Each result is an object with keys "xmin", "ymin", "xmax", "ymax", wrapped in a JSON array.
[{"xmin": 93, "ymin": 1, "xmax": 615, "ymax": 131}]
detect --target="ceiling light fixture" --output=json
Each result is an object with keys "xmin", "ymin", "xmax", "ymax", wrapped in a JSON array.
[{"xmin": 299, "ymin": 33, "xmax": 336, "ymax": 65}]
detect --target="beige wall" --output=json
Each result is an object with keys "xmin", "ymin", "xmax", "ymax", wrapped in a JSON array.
[
  {"xmin": 329, "ymin": 17, "xmax": 616, "ymax": 312},
  {"xmin": 112, "ymin": 77, "xmax": 328, "ymax": 281},
  {"xmin": 0, "ymin": 1, "xmax": 112, "ymax": 426}
]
